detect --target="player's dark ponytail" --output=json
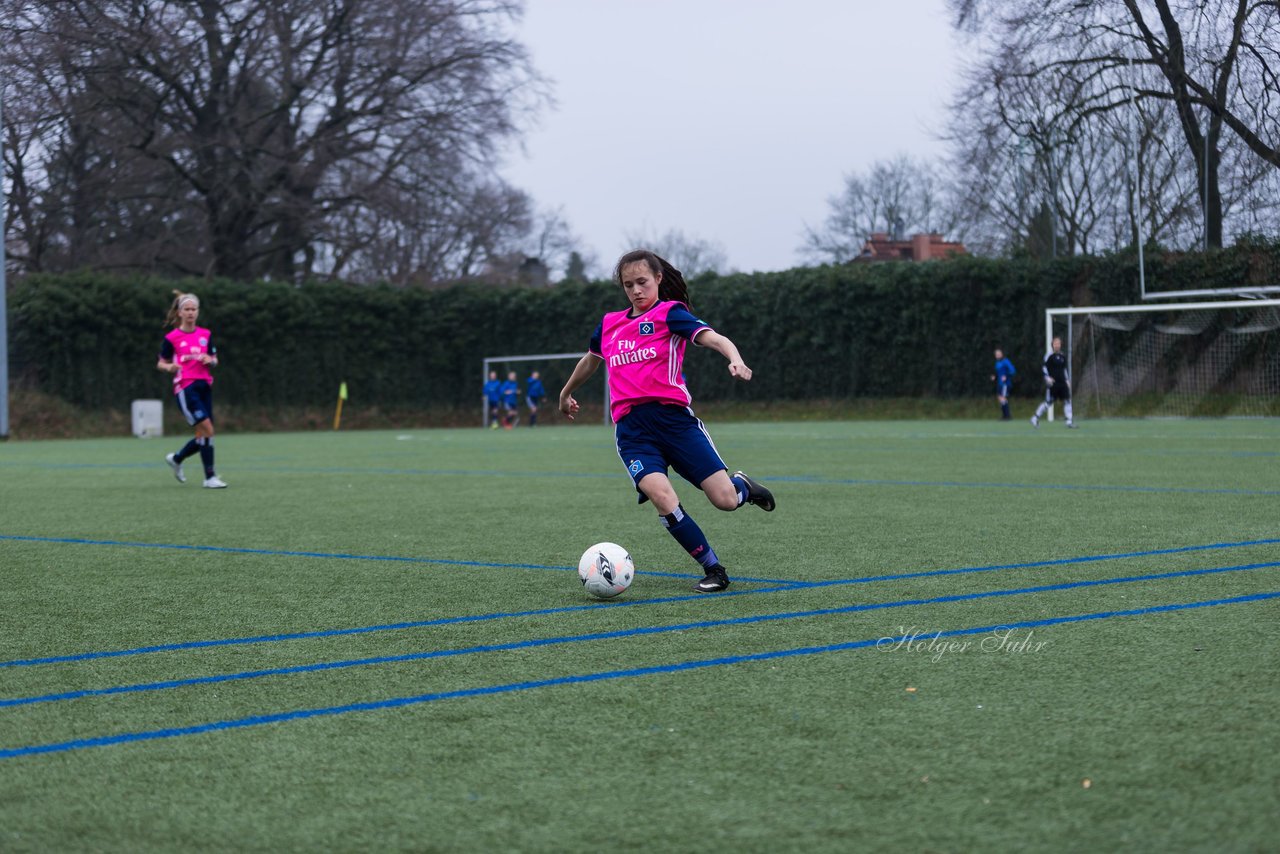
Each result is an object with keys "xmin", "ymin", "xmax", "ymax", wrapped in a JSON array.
[{"xmin": 614, "ymin": 249, "xmax": 691, "ymax": 308}]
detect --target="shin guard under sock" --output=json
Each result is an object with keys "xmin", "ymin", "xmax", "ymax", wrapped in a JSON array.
[{"xmin": 660, "ymin": 504, "xmax": 719, "ymax": 569}]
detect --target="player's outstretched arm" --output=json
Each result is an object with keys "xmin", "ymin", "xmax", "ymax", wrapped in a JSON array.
[
  {"xmin": 559, "ymin": 353, "xmax": 603, "ymax": 420},
  {"xmin": 694, "ymin": 330, "xmax": 752, "ymax": 381}
]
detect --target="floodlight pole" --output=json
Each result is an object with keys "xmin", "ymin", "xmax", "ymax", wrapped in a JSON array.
[
  {"xmin": 1128, "ymin": 54, "xmax": 1147, "ymax": 299},
  {"xmin": 1203, "ymin": 115, "xmax": 1210, "ymax": 253}
]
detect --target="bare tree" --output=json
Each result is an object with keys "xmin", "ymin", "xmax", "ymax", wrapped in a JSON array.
[
  {"xmin": 1, "ymin": 0, "xmax": 548, "ymax": 282},
  {"xmin": 324, "ymin": 164, "xmax": 533, "ymax": 285},
  {"xmin": 563, "ymin": 251, "xmax": 591, "ymax": 283},
  {"xmin": 621, "ymin": 227, "xmax": 729, "ymax": 277},
  {"xmin": 948, "ymin": 0, "xmax": 1280, "ymax": 249},
  {"xmin": 800, "ymin": 154, "xmax": 957, "ymax": 264},
  {"xmin": 946, "ymin": 53, "xmax": 1210, "ymax": 258},
  {"xmin": 523, "ymin": 207, "xmax": 597, "ymax": 282}
]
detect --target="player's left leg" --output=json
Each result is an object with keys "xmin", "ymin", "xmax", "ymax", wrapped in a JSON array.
[
  {"xmin": 185, "ymin": 382, "xmax": 226, "ymax": 488},
  {"xmin": 194, "ymin": 418, "xmax": 226, "ymax": 488},
  {"xmin": 169, "ymin": 386, "xmax": 203, "ymax": 479},
  {"xmin": 636, "ymin": 471, "xmax": 727, "ymax": 592}
]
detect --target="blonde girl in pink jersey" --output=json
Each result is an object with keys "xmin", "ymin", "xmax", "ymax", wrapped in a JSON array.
[
  {"xmin": 559, "ymin": 250, "xmax": 774, "ymax": 593},
  {"xmin": 157, "ymin": 292, "xmax": 227, "ymax": 488}
]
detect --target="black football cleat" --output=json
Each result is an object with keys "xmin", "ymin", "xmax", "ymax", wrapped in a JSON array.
[
  {"xmin": 733, "ymin": 471, "xmax": 775, "ymax": 512},
  {"xmin": 693, "ymin": 564, "xmax": 731, "ymax": 593}
]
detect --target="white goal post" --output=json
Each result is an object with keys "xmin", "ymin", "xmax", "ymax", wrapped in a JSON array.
[
  {"xmin": 481, "ymin": 352, "xmax": 610, "ymax": 426},
  {"xmin": 1044, "ymin": 299, "xmax": 1280, "ymax": 420}
]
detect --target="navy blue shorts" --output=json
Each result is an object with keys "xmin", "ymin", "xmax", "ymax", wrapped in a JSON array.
[
  {"xmin": 614, "ymin": 403, "xmax": 728, "ymax": 500},
  {"xmin": 997, "ymin": 381, "xmax": 1011, "ymax": 397},
  {"xmin": 176, "ymin": 381, "xmax": 214, "ymax": 425}
]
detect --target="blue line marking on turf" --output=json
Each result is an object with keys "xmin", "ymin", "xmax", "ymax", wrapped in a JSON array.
[
  {"xmin": 779, "ymin": 538, "xmax": 1280, "ymax": 589},
  {"xmin": 766, "ymin": 474, "xmax": 1280, "ymax": 496},
  {"xmin": 3, "ymin": 458, "xmax": 1278, "ymax": 495},
  {"xmin": 3, "ymin": 560, "xmax": 1275, "ymax": 709},
  {"xmin": 1, "ymin": 590, "xmax": 1276, "ymax": 760},
  {"xmin": 3, "ymin": 536, "xmax": 1276, "ymax": 668},
  {"xmin": 0, "ymin": 533, "xmax": 565, "ymax": 569},
  {"xmin": 0, "ymin": 533, "xmax": 793, "ymax": 586}
]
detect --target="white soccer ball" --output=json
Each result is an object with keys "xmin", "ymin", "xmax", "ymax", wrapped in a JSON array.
[{"xmin": 577, "ymin": 542, "xmax": 635, "ymax": 599}]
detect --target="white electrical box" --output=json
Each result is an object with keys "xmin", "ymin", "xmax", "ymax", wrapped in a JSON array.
[{"xmin": 131, "ymin": 399, "xmax": 164, "ymax": 438}]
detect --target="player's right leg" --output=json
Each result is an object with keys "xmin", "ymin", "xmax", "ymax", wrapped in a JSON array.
[
  {"xmin": 1031, "ymin": 389, "xmax": 1051, "ymax": 427},
  {"xmin": 166, "ymin": 388, "xmax": 203, "ymax": 483},
  {"xmin": 660, "ymin": 410, "xmax": 775, "ymax": 514}
]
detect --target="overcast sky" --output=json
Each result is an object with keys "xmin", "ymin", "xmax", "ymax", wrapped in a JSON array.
[{"xmin": 501, "ymin": 0, "xmax": 964, "ymax": 275}]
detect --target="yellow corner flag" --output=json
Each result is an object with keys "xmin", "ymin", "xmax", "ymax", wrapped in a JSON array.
[{"xmin": 334, "ymin": 382, "xmax": 348, "ymax": 430}]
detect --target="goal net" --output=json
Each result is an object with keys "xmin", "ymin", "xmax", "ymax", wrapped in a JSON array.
[
  {"xmin": 480, "ymin": 352, "xmax": 609, "ymax": 426},
  {"xmin": 1046, "ymin": 300, "xmax": 1280, "ymax": 419}
]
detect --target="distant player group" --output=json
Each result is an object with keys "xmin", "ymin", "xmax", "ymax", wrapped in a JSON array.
[
  {"xmin": 484, "ymin": 370, "xmax": 545, "ymax": 429},
  {"xmin": 991, "ymin": 338, "xmax": 1077, "ymax": 428}
]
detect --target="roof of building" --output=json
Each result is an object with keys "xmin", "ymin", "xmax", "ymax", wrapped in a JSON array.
[{"xmin": 854, "ymin": 232, "xmax": 968, "ymax": 262}]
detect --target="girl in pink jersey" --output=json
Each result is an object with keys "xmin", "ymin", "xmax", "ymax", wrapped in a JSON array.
[
  {"xmin": 559, "ymin": 250, "xmax": 774, "ymax": 593},
  {"xmin": 157, "ymin": 292, "xmax": 227, "ymax": 488}
]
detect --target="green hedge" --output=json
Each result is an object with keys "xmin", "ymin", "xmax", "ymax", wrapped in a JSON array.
[{"xmin": 9, "ymin": 241, "xmax": 1276, "ymax": 411}]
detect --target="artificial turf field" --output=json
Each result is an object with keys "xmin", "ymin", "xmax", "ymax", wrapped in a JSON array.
[{"xmin": 1, "ymin": 417, "xmax": 1277, "ymax": 852}]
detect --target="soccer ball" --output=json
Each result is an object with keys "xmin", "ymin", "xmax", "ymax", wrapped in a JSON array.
[{"xmin": 578, "ymin": 542, "xmax": 635, "ymax": 599}]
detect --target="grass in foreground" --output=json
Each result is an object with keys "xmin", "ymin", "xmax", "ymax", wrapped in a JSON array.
[{"xmin": 1, "ymin": 418, "xmax": 1278, "ymax": 851}]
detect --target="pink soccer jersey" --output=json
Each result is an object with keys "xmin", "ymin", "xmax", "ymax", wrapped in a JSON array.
[
  {"xmin": 590, "ymin": 301, "xmax": 712, "ymax": 422},
  {"xmin": 163, "ymin": 326, "xmax": 215, "ymax": 392}
]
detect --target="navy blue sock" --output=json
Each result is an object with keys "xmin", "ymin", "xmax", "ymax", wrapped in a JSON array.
[
  {"xmin": 197, "ymin": 438, "xmax": 215, "ymax": 478},
  {"xmin": 1001, "ymin": 402, "xmax": 1010, "ymax": 418},
  {"xmin": 174, "ymin": 438, "xmax": 200, "ymax": 463},
  {"xmin": 729, "ymin": 475, "xmax": 749, "ymax": 508},
  {"xmin": 660, "ymin": 505, "xmax": 719, "ymax": 569}
]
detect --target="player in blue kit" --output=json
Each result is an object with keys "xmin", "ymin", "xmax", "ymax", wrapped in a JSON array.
[
  {"xmin": 559, "ymin": 249, "xmax": 775, "ymax": 593},
  {"xmin": 500, "ymin": 371, "xmax": 520, "ymax": 429},
  {"xmin": 992, "ymin": 348, "xmax": 1016, "ymax": 420},
  {"xmin": 483, "ymin": 370, "xmax": 502, "ymax": 429},
  {"xmin": 525, "ymin": 370, "xmax": 545, "ymax": 427}
]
